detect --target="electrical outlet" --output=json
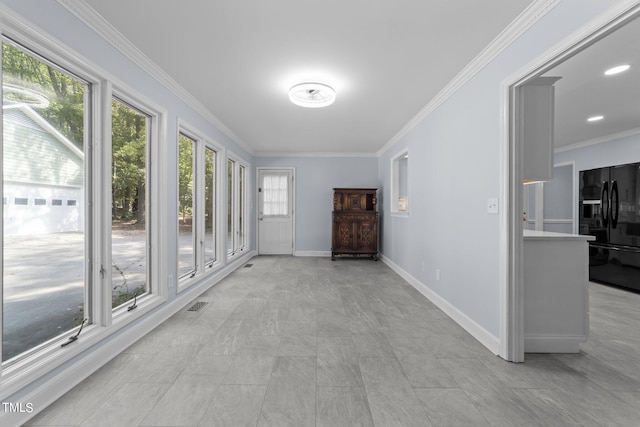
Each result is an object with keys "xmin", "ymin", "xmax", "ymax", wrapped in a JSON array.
[
  {"xmin": 487, "ymin": 198, "xmax": 499, "ymax": 214},
  {"xmin": 436, "ymin": 269, "xmax": 440, "ymax": 281}
]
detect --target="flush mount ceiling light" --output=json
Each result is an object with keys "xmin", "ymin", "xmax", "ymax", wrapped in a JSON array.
[
  {"xmin": 587, "ymin": 115, "xmax": 604, "ymax": 122},
  {"xmin": 604, "ymin": 64, "xmax": 631, "ymax": 76},
  {"xmin": 288, "ymin": 82, "xmax": 336, "ymax": 108}
]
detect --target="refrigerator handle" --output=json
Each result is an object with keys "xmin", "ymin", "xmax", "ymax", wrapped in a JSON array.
[
  {"xmin": 611, "ymin": 180, "xmax": 619, "ymax": 229},
  {"xmin": 601, "ymin": 181, "xmax": 609, "ymax": 228}
]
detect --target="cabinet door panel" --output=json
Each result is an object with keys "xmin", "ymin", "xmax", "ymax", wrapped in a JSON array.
[
  {"xmin": 333, "ymin": 219, "xmax": 355, "ymax": 251},
  {"xmin": 357, "ymin": 221, "xmax": 376, "ymax": 251}
]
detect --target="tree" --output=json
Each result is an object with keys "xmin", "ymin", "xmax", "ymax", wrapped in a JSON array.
[
  {"xmin": 2, "ymin": 41, "xmax": 85, "ymax": 148},
  {"xmin": 111, "ymin": 100, "xmax": 146, "ymax": 224},
  {"xmin": 178, "ymin": 135, "xmax": 194, "ymax": 224}
]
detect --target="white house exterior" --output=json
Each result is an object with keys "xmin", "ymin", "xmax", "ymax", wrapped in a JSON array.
[{"xmin": 2, "ymin": 105, "xmax": 84, "ymax": 236}]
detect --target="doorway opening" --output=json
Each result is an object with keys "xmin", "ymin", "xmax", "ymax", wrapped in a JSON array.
[
  {"xmin": 502, "ymin": 3, "xmax": 640, "ymax": 362},
  {"xmin": 257, "ymin": 167, "xmax": 295, "ymax": 255}
]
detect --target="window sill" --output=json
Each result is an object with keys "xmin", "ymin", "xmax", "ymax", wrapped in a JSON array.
[
  {"xmin": 1, "ymin": 293, "xmax": 166, "ymax": 401},
  {"xmin": 390, "ymin": 211, "xmax": 410, "ymax": 218},
  {"xmin": 177, "ymin": 260, "xmax": 224, "ymax": 294}
]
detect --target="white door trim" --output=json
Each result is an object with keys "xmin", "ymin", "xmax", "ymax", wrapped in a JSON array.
[
  {"xmin": 500, "ymin": 1, "xmax": 640, "ymax": 362},
  {"xmin": 256, "ymin": 167, "xmax": 296, "ymax": 255}
]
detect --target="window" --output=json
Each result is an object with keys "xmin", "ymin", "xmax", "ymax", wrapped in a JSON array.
[
  {"xmin": 204, "ymin": 146, "xmax": 217, "ymax": 266},
  {"xmin": 227, "ymin": 159, "xmax": 234, "ymax": 253},
  {"xmin": 239, "ymin": 164, "xmax": 245, "ymax": 249},
  {"xmin": 177, "ymin": 124, "xmax": 222, "ymax": 288},
  {"xmin": 111, "ymin": 97, "xmax": 150, "ymax": 309},
  {"xmin": 178, "ymin": 133, "xmax": 196, "ymax": 279},
  {"xmin": 0, "ymin": 16, "xmax": 168, "ymax": 395},
  {"xmin": 262, "ymin": 172, "xmax": 289, "ymax": 216},
  {"xmin": 14, "ymin": 198, "xmax": 28, "ymax": 205},
  {"xmin": 227, "ymin": 153, "xmax": 248, "ymax": 257},
  {"xmin": 391, "ymin": 150, "xmax": 409, "ymax": 214},
  {"xmin": 2, "ymin": 39, "xmax": 90, "ymax": 362}
]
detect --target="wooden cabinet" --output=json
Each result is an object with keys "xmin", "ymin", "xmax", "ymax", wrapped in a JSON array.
[{"xmin": 332, "ymin": 188, "xmax": 378, "ymax": 260}]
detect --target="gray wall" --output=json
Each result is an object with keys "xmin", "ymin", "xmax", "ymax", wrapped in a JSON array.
[
  {"xmin": 544, "ymin": 164, "xmax": 575, "ymax": 233},
  {"xmin": 254, "ymin": 156, "xmax": 378, "ymax": 253},
  {"xmin": 378, "ymin": 0, "xmax": 621, "ymax": 338},
  {"xmin": 556, "ymin": 132, "xmax": 640, "ymax": 173}
]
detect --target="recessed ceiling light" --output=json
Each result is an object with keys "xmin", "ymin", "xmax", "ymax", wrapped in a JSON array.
[
  {"xmin": 604, "ymin": 64, "xmax": 630, "ymax": 76},
  {"xmin": 587, "ymin": 115, "xmax": 604, "ymax": 122},
  {"xmin": 289, "ymin": 82, "xmax": 336, "ymax": 108}
]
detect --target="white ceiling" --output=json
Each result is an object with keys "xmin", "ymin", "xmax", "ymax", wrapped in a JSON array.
[
  {"xmin": 80, "ymin": 0, "xmax": 535, "ymax": 155},
  {"xmin": 545, "ymin": 16, "xmax": 640, "ymax": 149}
]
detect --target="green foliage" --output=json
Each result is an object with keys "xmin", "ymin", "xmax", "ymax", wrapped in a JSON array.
[
  {"xmin": 3, "ymin": 42, "xmax": 149, "ymax": 224},
  {"xmin": 2, "ymin": 42, "xmax": 85, "ymax": 149},
  {"xmin": 112, "ymin": 286, "xmax": 145, "ymax": 309},
  {"xmin": 178, "ymin": 134, "xmax": 194, "ymax": 222},
  {"xmin": 111, "ymin": 262, "xmax": 146, "ymax": 308},
  {"xmin": 112, "ymin": 100, "xmax": 147, "ymax": 222}
]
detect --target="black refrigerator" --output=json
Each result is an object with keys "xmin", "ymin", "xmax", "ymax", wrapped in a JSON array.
[{"xmin": 579, "ymin": 162, "xmax": 640, "ymax": 292}]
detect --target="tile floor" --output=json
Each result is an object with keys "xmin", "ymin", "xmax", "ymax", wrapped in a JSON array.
[{"xmin": 25, "ymin": 256, "xmax": 640, "ymax": 426}]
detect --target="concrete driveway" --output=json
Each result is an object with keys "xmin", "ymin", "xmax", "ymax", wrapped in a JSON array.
[{"xmin": 2, "ymin": 230, "xmax": 146, "ymax": 361}]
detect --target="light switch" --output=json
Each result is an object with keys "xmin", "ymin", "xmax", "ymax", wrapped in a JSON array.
[{"xmin": 487, "ymin": 198, "xmax": 499, "ymax": 214}]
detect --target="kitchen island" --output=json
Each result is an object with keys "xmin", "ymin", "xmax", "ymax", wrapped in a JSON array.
[{"xmin": 523, "ymin": 229, "xmax": 595, "ymax": 353}]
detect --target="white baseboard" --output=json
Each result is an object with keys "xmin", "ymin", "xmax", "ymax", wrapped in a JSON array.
[
  {"xmin": 294, "ymin": 251, "xmax": 331, "ymax": 257},
  {"xmin": 4, "ymin": 251, "xmax": 256, "ymax": 427},
  {"xmin": 524, "ymin": 334, "xmax": 585, "ymax": 353},
  {"xmin": 380, "ymin": 254, "xmax": 501, "ymax": 356}
]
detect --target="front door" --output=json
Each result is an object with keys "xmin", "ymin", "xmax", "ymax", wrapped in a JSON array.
[{"xmin": 258, "ymin": 168, "xmax": 294, "ymax": 254}]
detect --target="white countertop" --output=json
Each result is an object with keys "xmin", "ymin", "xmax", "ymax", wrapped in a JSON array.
[{"xmin": 523, "ymin": 229, "xmax": 595, "ymax": 241}]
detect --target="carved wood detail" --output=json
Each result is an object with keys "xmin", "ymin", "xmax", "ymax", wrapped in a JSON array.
[{"xmin": 331, "ymin": 188, "xmax": 378, "ymax": 260}]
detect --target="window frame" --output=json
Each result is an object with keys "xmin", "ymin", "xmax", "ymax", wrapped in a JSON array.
[
  {"xmin": 203, "ymin": 141, "xmax": 223, "ymax": 269},
  {"xmin": 0, "ymin": 33, "xmax": 99, "ymax": 370},
  {"xmin": 226, "ymin": 151, "xmax": 249, "ymax": 259},
  {"xmin": 0, "ymin": 20, "xmax": 168, "ymax": 396},
  {"xmin": 176, "ymin": 120, "xmax": 224, "ymax": 293},
  {"xmin": 108, "ymin": 88, "xmax": 167, "ymax": 324},
  {"xmin": 177, "ymin": 130, "xmax": 198, "ymax": 281},
  {"xmin": 390, "ymin": 149, "xmax": 410, "ymax": 216}
]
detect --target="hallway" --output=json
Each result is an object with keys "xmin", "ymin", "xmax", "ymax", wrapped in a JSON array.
[{"xmin": 25, "ymin": 256, "xmax": 640, "ymax": 426}]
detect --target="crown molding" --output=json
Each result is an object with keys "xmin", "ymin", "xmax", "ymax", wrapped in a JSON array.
[
  {"xmin": 254, "ymin": 151, "xmax": 378, "ymax": 158},
  {"xmin": 555, "ymin": 126, "xmax": 640, "ymax": 153},
  {"xmin": 56, "ymin": 0, "xmax": 255, "ymax": 156},
  {"xmin": 377, "ymin": 0, "xmax": 562, "ymax": 157}
]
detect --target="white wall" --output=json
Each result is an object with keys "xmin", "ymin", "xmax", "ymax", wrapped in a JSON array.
[
  {"xmin": 255, "ymin": 156, "xmax": 379, "ymax": 254},
  {"xmin": 378, "ymin": 0, "xmax": 622, "ymax": 341}
]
